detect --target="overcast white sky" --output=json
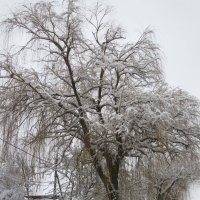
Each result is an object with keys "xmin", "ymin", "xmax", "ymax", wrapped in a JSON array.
[
  {"xmin": 1, "ymin": 0, "xmax": 200, "ymax": 98},
  {"xmin": 1, "ymin": 0, "xmax": 200, "ymax": 199},
  {"xmin": 101, "ymin": 0, "xmax": 200, "ymax": 99}
]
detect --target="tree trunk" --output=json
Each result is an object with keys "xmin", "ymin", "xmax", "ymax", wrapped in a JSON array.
[
  {"xmin": 96, "ymin": 159, "xmax": 120, "ymax": 200},
  {"xmin": 84, "ymin": 134, "xmax": 121, "ymax": 200},
  {"xmin": 157, "ymin": 194, "xmax": 164, "ymax": 200},
  {"xmin": 106, "ymin": 178, "xmax": 119, "ymax": 200},
  {"xmin": 105, "ymin": 153, "xmax": 121, "ymax": 200}
]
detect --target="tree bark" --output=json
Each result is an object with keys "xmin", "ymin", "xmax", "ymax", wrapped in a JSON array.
[{"xmin": 104, "ymin": 152, "xmax": 121, "ymax": 200}]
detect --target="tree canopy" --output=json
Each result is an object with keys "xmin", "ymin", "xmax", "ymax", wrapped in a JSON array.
[{"xmin": 0, "ymin": 1, "xmax": 200, "ymax": 200}]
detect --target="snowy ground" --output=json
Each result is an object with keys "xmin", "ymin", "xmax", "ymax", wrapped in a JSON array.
[{"xmin": 188, "ymin": 183, "xmax": 200, "ymax": 200}]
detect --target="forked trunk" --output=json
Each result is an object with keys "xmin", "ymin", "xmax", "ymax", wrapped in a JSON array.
[
  {"xmin": 106, "ymin": 181, "xmax": 119, "ymax": 200},
  {"xmin": 105, "ymin": 154, "xmax": 120, "ymax": 200}
]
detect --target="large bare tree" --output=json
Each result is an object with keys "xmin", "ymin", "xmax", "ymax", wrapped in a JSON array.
[{"xmin": 0, "ymin": 1, "xmax": 200, "ymax": 199}]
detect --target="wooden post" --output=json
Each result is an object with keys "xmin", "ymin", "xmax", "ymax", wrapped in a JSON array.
[{"xmin": 53, "ymin": 156, "xmax": 58, "ymax": 200}]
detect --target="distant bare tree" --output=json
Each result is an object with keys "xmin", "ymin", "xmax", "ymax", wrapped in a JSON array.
[
  {"xmin": 142, "ymin": 154, "xmax": 199, "ymax": 200},
  {"xmin": 0, "ymin": 1, "xmax": 200, "ymax": 199}
]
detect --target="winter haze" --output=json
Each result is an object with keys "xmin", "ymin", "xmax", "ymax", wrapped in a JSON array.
[{"xmin": 0, "ymin": 0, "xmax": 200, "ymax": 199}]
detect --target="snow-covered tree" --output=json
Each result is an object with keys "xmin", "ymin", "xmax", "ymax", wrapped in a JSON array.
[
  {"xmin": 0, "ymin": 1, "xmax": 200, "ymax": 199},
  {"xmin": 139, "ymin": 155, "xmax": 199, "ymax": 200},
  {"xmin": 0, "ymin": 163, "xmax": 24, "ymax": 200}
]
